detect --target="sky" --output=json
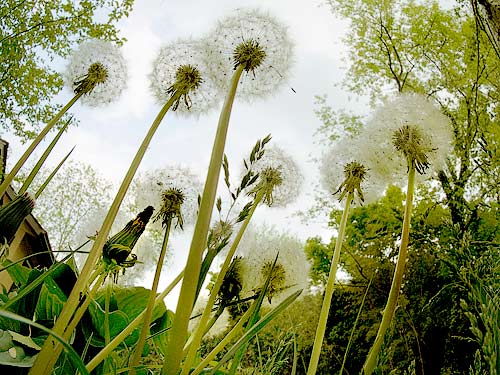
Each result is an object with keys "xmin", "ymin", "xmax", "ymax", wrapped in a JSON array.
[{"xmin": 5, "ymin": 0, "xmax": 369, "ymax": 306}]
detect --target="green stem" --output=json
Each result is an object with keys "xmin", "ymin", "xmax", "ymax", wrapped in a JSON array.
[
  {"xmin": 0, "ymin": 92, "xmax": 82, "ymax": 198},
  {"xmin": 63, "ymin": 271, "xmax": 105, "ymax": 342},
  {"xmin": 180, "ymin": 189, "xmax": 264, "ymax": 375},
  {"xmin": 103, "ymin": 278, "xmax": 112, "ymax": 369},
  {"xmin": 189, "ymin": 302, "xmax": 257, "ymax": 375},
  {"xmin": 29, "ymin": 91, "xmax": 181, "ymax": 375},
  {"xmin": 161, "ymin": 65, "xmax": 244, "ymax": 375},
  {"xmin": 307, "ymin": 192, "xmax": 353, "ymax": 375},
  {"xmin": 35, "ymin": 146, "xmax": 75, "ymax": 199},
  {"xmin": 86, "ymin": 270, "xmax": 183, "ymax": 373},
  {"xmin": 129, "ymin": 219, "xmax": 172, "ymax": 375},
  {"xmin": 362, "ymin": 165, "xmax": 416, "ymax": 375},
  {"xmin": 340, "ymin": 272, "xmax": 374, "ymax": 375},
  {"xmin": 18, "ymin": 118, "xmax": 71, "ymax": 195}
]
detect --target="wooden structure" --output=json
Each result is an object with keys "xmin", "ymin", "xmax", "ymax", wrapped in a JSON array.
[{"xmin": 0, "ymin": 139, "xmax": 54, "ymax": 289}]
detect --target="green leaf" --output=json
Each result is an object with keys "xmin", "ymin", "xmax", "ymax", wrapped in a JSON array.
[
  {"xmin": 8, "ymin": 330, "xmax": 41, "ymax": 350},
  {"xmin": 34, "ymin": 276, "xmax": 67, "ymax": 322},
  {"xmin": 151, "ymin": 309, "xmax": 175, "ymax": 356}
]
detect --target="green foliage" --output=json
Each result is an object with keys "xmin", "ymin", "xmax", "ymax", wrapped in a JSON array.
[{"xmin": 0, "ymin": 0, "xmax": 134, "ymax": 140}]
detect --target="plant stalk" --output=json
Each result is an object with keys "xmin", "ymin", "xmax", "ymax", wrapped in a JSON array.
[
  {"xmin": 18, "ymin": 118, "xmax": 71, "ymax": 195},
  {"xmin": 129, "ymin": 219, "xmax": 172, "ymax": 375},
  {"xmin": 161, "ymin": 65, "xmax": 244, "ymax": 375},
  {"xmin": 307, "ymin": 191, "xmax": 353, "ymax": 375},
  {"xmin": 29, "ymin": 91, "xmax": 181, "ymax": 375},
  {"xmin": 180, "ymin": 189, "xmax": 264, "ymax": 375},
  {"xmin": 0, "ymin": 92, "xmax": 82, "ymax": 198},
  {"xmin": 362, "ymin": 165, "xmax": 416, "ymax": 374}
]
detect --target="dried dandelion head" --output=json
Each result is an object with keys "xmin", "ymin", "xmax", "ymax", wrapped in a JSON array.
[
  {"xmin": 204, "ymin": 8, "xmax": 294, "ymax": 100},
  {"xmin": 154, "ymin": 188, "xmax": 185, "ymax": 229},
  {"xmin": 245, "ymin": 146, "xmax": 303, "ymax": 207},
  {"xmin": 65, "ymin": 39, "xmax": 127, "ymax": 106},
  {"xmin": 360, "ymin": 93, "xmax": 453, "ymax": 183},
  {"xmin": 150, "ymin": 38, "xmax": 219, "ymax": 116}
]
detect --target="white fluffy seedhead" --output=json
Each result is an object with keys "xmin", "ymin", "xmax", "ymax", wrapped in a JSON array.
[
  {"xmin": 320, "ymin": 138, "xmax": 385, "ymax": 205},
  {"xmin": 246, "ymin": 145, "xmax": 303, "ymax": 207},
  {"xmin": 130, "ymin": 165, "xmax": 202, "ymax": 233},
  {"xmin": 149, "ymin": 38, "xmax": 220, "ymax": 117},
  {"xmin": 360, "ymin": 93, "xmax": 453, "ymax": 184},
  {"xmin": 65, "ymin": 39, "xmax": 127, "ymax": 106},
  {"xmin": 236, "ymin": 225, "xmax": 310, "ymax": 306},
  {"xmin": 203, "ymin": 8, "xmax": 294, "ymax": 100}
]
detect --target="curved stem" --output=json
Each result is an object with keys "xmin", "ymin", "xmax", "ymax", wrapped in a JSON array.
[
  {"xmin": 29, "ymin": 92, "xmax": 181, "ymax": 375},
  {"xmin": 307, "ymin": 192, "xmax": 353, "ymax": 375},
  {"xmin": 129, "ymin": 219, "xmax": 172, "ymax": 375},
  {"xmin": 0, "ymin": 92, "xmax": 82, "ymax": 198},
  {"xmin": 85, "ymin": 270, "xmax": 183, "ymax": 373},
  {"xmin": 181, "ymin": 190, "xmax": 264, "ymax": 375},
  {"xmin": 161, "ymin": 65, "xmax": 244, "ymax": 375},
  {"xmin": 362, "ymin": 165, "xmax": 416, "ymax": 374}
]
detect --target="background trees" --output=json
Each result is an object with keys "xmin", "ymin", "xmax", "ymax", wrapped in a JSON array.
[
  {"xmin": 0, "ymin": 0, "xmax": 134, "ymax": 140},
  {"xmin": 305, "ymin": 0, "xmax": 500, "ymax": 373}
]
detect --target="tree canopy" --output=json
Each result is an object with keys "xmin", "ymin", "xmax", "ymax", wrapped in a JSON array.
[
  {"xmin": 0, "ymin": 0, "xmax": 134, "ymax": 140},
  {"xmin": 306, "ymin": 0, "xmax": 500, "ymax": 373}
]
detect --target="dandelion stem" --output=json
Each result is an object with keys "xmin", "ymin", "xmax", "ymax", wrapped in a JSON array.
[
  {"xmin": 129, "ymin": 219, "xmax": 172, "ymax": 375},
  {"xmin": 0, "ymin": 92, "xmax": 82, "ymax": 198},
  {"xmin": 161, "ymin": 65, "xmax": 244, "ymax": 375},
  {"xmin": 189, "ymin": 301, "xmax": 257, "ymax": 375},
  {"xmin": 103, "ymin": 278, "xmax": 112, "ymax": 369},
  {"xmin": 181, "ymin": 189, "xmax": 265, "ymax": 375},
  {"xmin": 29, "ymin": 91, "xmax": 181, "ymax": 375},
  {"xmin": 18, "ymin": 118, "xmax": 71, "ymax": 195},
  {"xmin": 85, "ymin": 270, "xmax": 183, "ymax": 373},
  {"xmin": 362, "ymin": 164, "xmax": 416, "ymax": 374},
  {"xmin": 307, "ymin": 191, "xmax": 353, "ymax": 375}
]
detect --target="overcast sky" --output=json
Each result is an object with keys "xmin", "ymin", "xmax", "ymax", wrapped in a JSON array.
[{"xmin": 6, "ymin": 0, "xmax": 371, "ymax": 305}]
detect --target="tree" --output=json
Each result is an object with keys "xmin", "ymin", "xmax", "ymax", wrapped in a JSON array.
[
  {"xmin": 17, "ymin": 160, "xmax": 113, "ymax": 252},
  {"xmin": 0, "ymin": 0, "xmax": 134, "ymax": 140},
  {"xmin": 312, "ymin": 2, "xmax": 500, "ymax": 370}
]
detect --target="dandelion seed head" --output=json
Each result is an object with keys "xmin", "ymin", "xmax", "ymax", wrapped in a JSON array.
[
  {"xmin": 246, "ymin": 146, "xmax": 303, "ymax": 207},
  {"xmin": 150, "ymin": 38, "xmax": 219, "ymax": 117},
  {"xmin": 65, "ymin": 39, "xmax": 127, "ymax": 106},
  {"xmin": 130, "ymin": 165, "xmax": 202, "ymax": 233},
  {"xmin": 320, "ymin": 139, "xmax": 385, "ymax": 205},
  {"xmin": 237, "ymin": 225, "xmax": 309, "ymax": 306},
  {"xmin": 360, "ymin": 93, "xmax": 453, "ymax": 183},
  {"xmin": 204, "ymin": 8, "xmax": 294, "ymax": 100},
  {"xmin": 154, "ymin": 188, "xmax": 185, "ymax": 229}
]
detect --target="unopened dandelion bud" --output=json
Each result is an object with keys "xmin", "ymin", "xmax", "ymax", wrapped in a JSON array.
[
  {"xmin": 102, "ymin": 206, "xmax": 154, "ymax": 268},
  {"xmin": 0, "ymin": 192, "xmax": 35, "ymax": 244}
]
